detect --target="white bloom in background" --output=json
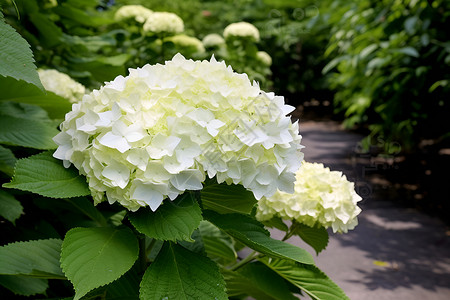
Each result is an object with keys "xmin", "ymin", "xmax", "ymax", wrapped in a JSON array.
[
  {"xmin": 256, "ymin": 51, "xmax": 272, "ymax": 66},
  {"xmin": 53, "ymin": 53, "xmax": 303, "ymax": 212},
  {"xmin": 223, "ymin": 22, "xmax": 260, "ymax": 41},
  {"xmin": 167, "ymin": 35, "xmax": 205, "ymax": 53},
  {"xmin": 202, "ymin": 33, "xmax": 225, "ymax": 48},
  {"xmin": 114, "ymin": 5, "xmax": 153, "ymax": 23},
  {"xmin": 256, "ymin": 162, "xmax": 362, "ymax": 233},
  {"xmin": 143, "ymin": 12, "xmax": 184, "ymax": 33},
  {"xmin": 38, "ymin": 69, "xmax": 86, "ymax": 103}
]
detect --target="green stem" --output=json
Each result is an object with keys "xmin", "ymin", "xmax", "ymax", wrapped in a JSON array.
[
  {"xmin": 229, "ymin": 250, "xmax": 258, "ymax": 271},
  {"xmin": 138, "ymin": 235, "xmax": 148, "ymax": 274}
]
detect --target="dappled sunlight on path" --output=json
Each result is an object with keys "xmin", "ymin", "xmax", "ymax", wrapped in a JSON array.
[{"xmin": 272, "ymin": 120, "xmax": 450, "ymax": 300}]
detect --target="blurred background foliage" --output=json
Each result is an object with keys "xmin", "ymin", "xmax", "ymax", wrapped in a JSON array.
[{"xmin": 1, "ymin": 0, "xmax": 449, "ymax": 154}]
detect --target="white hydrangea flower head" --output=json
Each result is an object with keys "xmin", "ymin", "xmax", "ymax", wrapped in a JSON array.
[
  {"xmin": 202, "ymin": 33, "xmax": 225, "ymax": 48},
  {"xmin": 114, "ymin": 5, "xmax": 153, "ymax": 23},
  {"xmin": 38, "ymin": 69, "xmax": 86, "ymax": 103},
  {"xmin": 143, "ymin": 12, "xmax": 184, "ymax": 33},
  {"xmin": 167, "ymin": 35, "xmax": 205, "ymax": 53},
  {"xmin": 256, "ymin": 162, "xmax": 362, "ymax": 233},
  {"xmin": 53, "ymin": 53, "xmax": 303, "ymax": 212},
  {"xmin": 256, "ymin": 51, "xmax": 272, "ymax": 66},
  {"xmin": 223, "ymin": 22, "xmax": 260, "ymax": 41}
]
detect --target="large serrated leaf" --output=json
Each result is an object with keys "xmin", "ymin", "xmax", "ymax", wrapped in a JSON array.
[
  {"xmin": 60, "ymin": 227, "xmax": 139, "ymax": 300},
  {"xmin": 128, "ymin": 192, "xmax": 202, "ymax": 242},
  {"xmin": 0, "ymin": 275, "xmax": 48, "ymax": 296},
  {"xmin": 0, "ymin": 239, "xmax": 64, "ymax": 279},
  {"xmin": 201, "ymin": 182, "xmax": 257, "ymax": 214},
  {"xmin": 198, "ymin": 220, "xmax": 237, "ymax": 264},
  {"xmin": 261, "ymin": 258, "xmax": 350, "ymax": 300},
  {"xmin": 0, "ymin": 11, "xmax": 44, "ymax": 90},
  {"xmin": 0, "ymin": 189, "xmax": 23, "ymax": 224},
  {"xmin": 204, "ymin": 210, "xmax": 314, "ymax": 265},
  {"xmin": 0, "ymin": 114, "xmax": 59, "ymax": 149},
  {"xmin": 139, "ymin": 242, "xmax": 227, "ymax": 300},
  {"xmin": 0, "ymin": 145, "xmax": 17, "ymax": 176},
  {"xmin": 223, "ymin": 262, "xmax": 298, "ymax": 300},
  {"xmin": 3, "ymin": 151, "xmax": 90, "ymax": 198},
  {"xmin": 293, "ymin": 223, "xmax": 329, "ymax": 255},
  {"xmin": 0, "ymin": 77, "xmax": 72, "ymax": 119}
]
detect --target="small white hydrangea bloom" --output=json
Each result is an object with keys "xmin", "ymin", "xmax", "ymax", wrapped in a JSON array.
[
  {"xmin": 53, "ymin": 54, "xmax": 303, "ymax": 212},
  {"xmin": 38, "ymin": 69, "xmax": 86, "ymax": 103},
  {"xmin": 223, "ymin": 22, "xmax": 260, "ymax": 41},
  {"xmin": 114, "ymin": 5, "xmax": 153, "ymax": 23},
  {"xmin": 167, "ymin": 35, "xmax": 205, "ymax": 53},
  {"xmin": 256, "ymin": 51, "xmax": 272, "ymax": 66},
  {"xmin": 202, "ymin": 33, "xmax": 225, "ymax": 48},
  {"xmin": 256, "ymin": 162, "xmax": 362, "ymax": 233},
  {"xmin": 143, "ymin": 12, "xmax": 184, "ymax": 33}
]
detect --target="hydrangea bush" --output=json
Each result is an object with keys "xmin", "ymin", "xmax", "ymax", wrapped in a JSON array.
[
  {"xmin": 0, "ymin": 6, "xmax": 360, "ymax": 298},
  {"xmin": 53, "ymin": 54, "xmax": 302, "ymax": 212},
  {"xmin": 38, "ymin": 69, "xmax": 86, "ymax": 103}
]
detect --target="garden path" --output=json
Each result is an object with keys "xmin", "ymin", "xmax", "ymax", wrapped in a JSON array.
[{"xmin": 272, "ymin": 120, "xmax": 450, "ymax": 300}]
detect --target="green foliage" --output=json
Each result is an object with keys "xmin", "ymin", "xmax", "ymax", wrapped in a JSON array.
[
  {"xmin": 322, "ymin": 0, "xmax": 450, "ymax": 152},
  {"xmin": 0, "ymin": 10, "xmax": 43, "ymax": 90},
  {"xmin": 204, "ymin": 210, "xmax": 314, "ymax": 265},
  {"xmin": 294, "ymin": 223, "xmax": 329, "ymax": 255},
  {"xmin": 0, "ymin": 275, "xmax": 48, "ymax": 296},
  {"xmin": 223, "ymin": 262, "xmax": 299, "ymax": 300},
  {"xmin": 140, "ymin": 242, "xmax": 228, "ymax": 300},
  {"xmin": 0, "ymin": 145, "xmax": 17, "ymax": 177},
  {"xmin": 128, "ymin": 192, "xmax": 202, "ymax": 242},
  {"xmin": 0, "ymin": 189, "xmax": 23, "ymax": 224},
  {"xmin": 3, "ymin": 151, "xmax": 90, "ymax": 198},
  {"xmin": 0, "ymin": 239, "xmax": 64, "ymax": 279},
  {"xmin": 199, "ymin": 220, "xmax": 237, "ymax": 264},
  {"xmin": 60, "ymin": 227, "xmax": 139, "ymax": 300},
  {"xmin": 201, "ymin": 181, "xmax": 257, "ymax": 214},
  {"xmin": 261, "ymin": 257, "xmax": 350, "ymax": 300}
]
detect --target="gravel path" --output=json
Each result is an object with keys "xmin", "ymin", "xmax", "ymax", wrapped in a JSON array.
[{"xmin": 272, "ymin": 120, "xmax": 450, "ymax": 300}]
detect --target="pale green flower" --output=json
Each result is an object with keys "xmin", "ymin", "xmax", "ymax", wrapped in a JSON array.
[
  {"xmin": 256, "ymin": 162, "xmax": 362, "ymax": 233},
  {"xmin": 53, "ymin": 54, "xmax": 303, "ymax": 212},
  {"xmin": 38, "ymin": 69, "xmax": 85, "ymax": 103},
  {"xmin": 223, "ymin": 22, "xmax": 260, "ymax": 41},
  {"xmin": 202, "ymin": 33, "xmax": 225, "ymax": 48},
  {"xmin": 114, "ymin": 5, "xmax": 153, "ymax": 23},
  {"xmin": 143, "ymin": 12, "xmax": 184, "ymax": 33},
  {"xmin": 167, "ymin": 35, "xmax": 205, "ymax": 53},
  {"xmin": 256, "ymin": 51, "xmax": 272, "ymax": 66}
]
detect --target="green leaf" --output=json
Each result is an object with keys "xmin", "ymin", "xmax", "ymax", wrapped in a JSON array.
[
  {"xmin": 0, "ymin": 145, "xmax": 17, "ymax": 176},
  {"xmin": 0, "ymin": 11, "xmax": 43, "ymax": 90},
  {"xmin": 105, "ymin": 265, "xmax": 140, "ymax": 299},
  {"xmin": 198, "ymin": 220, "xmax": 237, "ymax": 264},
  {"xmin": 0, "ymin": 189, "xmax": 23, "ymax": 224},
  {"xmin": 128, "ymin": 192, "xmax": 202, "ymax": 242},
  {"xmin": 393, "ymin": 47, "xmax": 419, "ymax": 58},
  {"xmin": 0, "ymin": 77, "xmax": 72, "ymax": 119},
  {"xmin": 0, "ymin": 114, "xmax": 59, "ymax": 149},
  {"xmin": 0, "ymin": 239, "xmax": 64, "ymax": 279},
  {"xmin": 262, "ymin": 216, "xmax": 289, "ymax": 232},
  {"xmin": 261, "ymin": 258, "xmax": 349, "ymax": 300},
  {"xmin": 293, "ymin": 223, "xmax": 329, "ymax": 255},
  {"xmin": 223, "ymin": 262, "xmax": 297, "ymax": 300},
  {"xmin": 28, "ymin": 12, "xmax": 63, "ymax": 48},
  {"xmin": 3, "ymin": 151, "xmax": 90, "ymax": 198},
  {"xmin": 204, "ymin": 210, "xmax": 314, "ymax": 265},
  {"xmin": 65, "ymin": 197, "xmax": 107, "ymax": 226},
  {"xmin": 61, "ymin": 227, "xmax": 139, "ymax": 300},
  {"xmin": 201, "ymin": 182, "xmax": 257, "ymax": 214},
  {"xmin": 0, "ymin": 275, "xmax": 48, "ymax": 296},
  {"xmin": 139, "ymin": 242, "xmax": 227, "ymax": 300}
]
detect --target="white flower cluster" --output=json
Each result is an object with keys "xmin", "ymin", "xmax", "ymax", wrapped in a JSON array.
[
  {"xmin": 256, "ymin": 162, "xmax": 362, "ymax": 233},
  {"xmin": 114, "ymin": 5, "xmax": 153, "ymax": 23},
  {"xmin": 223, "ymin": 22, "xmax": 260, "ymax": 41},
  {"xmin": 38, "ymin": 69, "xmax": 85, "ymax": 103},
  {"xmin": 167, "ymin": 35, "xmax": 205, "ymax": 53},
  {"xmin": 143, "ymin": 12, "xmax": 184, "ymax": 34},
  {"xmin": 53, "ymin": 54, "xmax": 303, "ymax": 212},
  {"xmin": 202, "ymin": 33, "xmax": 225, "ymax": 48},
  {"xmin": 256, "ymin": 51, "xmax": 272, "ymax": 66}
]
